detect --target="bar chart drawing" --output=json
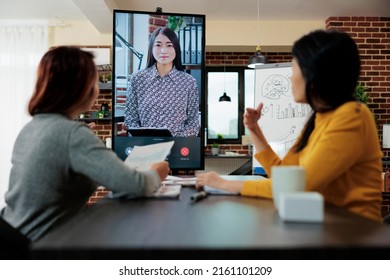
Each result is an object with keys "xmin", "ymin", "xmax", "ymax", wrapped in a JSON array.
[
  {"xmin": 253, "ymin": 63, "xmax": 312, "ymax": 170},
  {"xmin": 265, "ymin": 103, "xmax": 311, "ymax": 119}
]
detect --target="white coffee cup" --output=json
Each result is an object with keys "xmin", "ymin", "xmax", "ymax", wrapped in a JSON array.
[
  {"xmin": 105, "ymin": 137, "xmax": 112, "ymax": 149},
  {"xmin": 271, "ymin": 166, "xmax": 306, "ymax": 211}
]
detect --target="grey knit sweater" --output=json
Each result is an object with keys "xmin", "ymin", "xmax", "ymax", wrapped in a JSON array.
[{"xmin": 0, "ymin": 113, "xmax": 160, "ymax": 241}]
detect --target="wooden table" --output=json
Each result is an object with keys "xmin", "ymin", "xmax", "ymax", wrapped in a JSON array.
[{"xmin": 32, "ymin": 186, "xmax": 390, "ymax": 259}]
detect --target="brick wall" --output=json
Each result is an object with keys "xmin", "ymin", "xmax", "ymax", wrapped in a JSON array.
[
  {"xmin": 206, "ymin": 51, "xmax": 292, "ymax": 66},
  {"xmin": 326, "ymin": 17, "xmax": 390, "ymax": 156},
  {"xmin": 90, "ymin": 88, "xmax": 112, "ymax": 141},
  {"xmin": 205, "ymin": 144, "xmax": 250, "ymax": 155},
  {"xmin": 325, "ymin": 16, "xmax": 390, "ymax": 217},
  {"xmin": 149, "ymin": 15, "xmax": 168, "ymax": 34}
]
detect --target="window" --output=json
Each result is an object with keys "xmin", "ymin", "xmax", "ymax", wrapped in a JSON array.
[{"xmin": 206, "ymin": 66, "xmax": 255, "ymax": 144}]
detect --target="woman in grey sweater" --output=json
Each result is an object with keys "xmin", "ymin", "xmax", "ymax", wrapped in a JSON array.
[{"xmin": 0, "ymin": 46, "xmax": 170, "ymax": 241}]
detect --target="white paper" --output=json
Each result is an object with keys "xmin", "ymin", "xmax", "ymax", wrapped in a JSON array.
[
  {"xmin": 163, "ymin": 175, "xmax": 197, "ymax": 185},
  {"xmin": 124, "ymin": 141, "xmax": 174, "ymax": 170}
]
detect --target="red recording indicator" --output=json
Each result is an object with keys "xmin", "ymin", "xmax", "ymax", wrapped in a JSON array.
[{"xmin": 180, "ymin": 147, "xmax": 190, "ymax": 156}]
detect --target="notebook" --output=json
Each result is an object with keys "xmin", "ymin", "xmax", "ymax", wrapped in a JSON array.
[{"xmin": 149, "ymin": 184, "xmax": 181, "ymax": 198}]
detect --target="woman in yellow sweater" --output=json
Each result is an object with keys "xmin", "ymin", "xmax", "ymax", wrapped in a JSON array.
[{"xmin": 196, "ymin": 30, "xmax": 383, "ymax": 222}]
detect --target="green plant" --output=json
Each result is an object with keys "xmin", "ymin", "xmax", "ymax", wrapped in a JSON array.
[
  {"xmin": 354, "ymin": 83, "xmax": 369, "ymax": 104},
  {"xmin": 167, "ymin": 16, "xmax": 187, "ymax": 32},
  {"xmin": 211, "ymin": 134, "xmax": 223, "ymax": 148},
  {"xmin": 354, "ymin": 83, "xmax": 378, "ymax": 124}
]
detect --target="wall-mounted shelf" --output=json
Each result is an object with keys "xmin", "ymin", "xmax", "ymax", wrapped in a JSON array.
[
  {"xmin": 77, "ymin": 111, "xmax": 112, "ymax": 122},
  {"xmin": 99, "ymin": 82, "xmax": 112, "ymax": 91}
]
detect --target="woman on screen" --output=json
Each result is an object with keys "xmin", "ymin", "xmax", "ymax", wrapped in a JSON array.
[
  {"xmin": 196, "ymin": 30, "xmax": 383, "ymax": 222},
  {"xmin": 124, "ymin": 27, "xmax": 200, "ymax": 137},
  {"xmin": 0, "ymin": 47, "xmax": 170, "ymax": 241}
]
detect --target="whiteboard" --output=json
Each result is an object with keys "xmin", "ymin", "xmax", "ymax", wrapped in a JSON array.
[{"xmin": 253, "ymin": 63, "xmax": 311, "ymax": 169}]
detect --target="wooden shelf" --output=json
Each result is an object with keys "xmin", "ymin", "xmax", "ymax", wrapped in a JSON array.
[
  {"xmin": 77, "ymin": 111, "xmax": 112, "ymax": 121},
  {"xmin": 99, "ymin": 82, "xmax": 112, "ymax": 91}
]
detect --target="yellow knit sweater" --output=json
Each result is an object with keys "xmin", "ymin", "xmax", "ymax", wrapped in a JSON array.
[{"xmin": 241, "ymin": 101, "xmax": 383, "ymax": 222}]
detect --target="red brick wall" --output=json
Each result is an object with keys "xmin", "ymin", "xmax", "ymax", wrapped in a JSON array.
[
  {"xmin": 149, "ymin": 15, "xmax": 168, "ymax": 35},
  {"xmin": 326, "ymin": 17, "xmax": 390, "ymax": 156},
  {"xmin": 206, "ymin": 51, "xmax": 292, "ymax": 66},
  {"xmin": 326, "ymin": 16, "xmax": 390, "ymax": 217},
  {"xmin": 91, "ymin": 89, "xmax": 112, "ymax": 141},
  {"xmin": 205, "ymin": 144, "xmax": 250, "ymax": 156}
]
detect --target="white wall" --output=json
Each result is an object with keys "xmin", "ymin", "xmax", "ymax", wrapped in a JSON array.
[
  {"xmin": 206, "ymin": 20, "xmax": 324, "ymax": 51},
  {"xmin": 48, "ymin": 19, "xmax": 324, "ymax": 51},
  {"xmin": 49, "ymin": 20, "xmax": 111, "ymax": 47}
]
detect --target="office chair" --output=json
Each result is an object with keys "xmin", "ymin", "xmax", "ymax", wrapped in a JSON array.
[{"xmin": 0, "ymin": 217, "xmax": 30, "ymax": 259}]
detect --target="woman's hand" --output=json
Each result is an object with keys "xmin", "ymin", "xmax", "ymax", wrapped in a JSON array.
[
  {"xmin": 150, "ymin": 161, "xmax": 170, "ymax": 181},
  {"xmin": 244, "ymin": 103, "xmax": 263, "ymax": 130},
  {"xmin": 196, "ymin": 171, "xmax": 226, "ymax": 190},
  {"xmin": 196, "ymin": 171, "xmax": 245, "ymax": 193}
]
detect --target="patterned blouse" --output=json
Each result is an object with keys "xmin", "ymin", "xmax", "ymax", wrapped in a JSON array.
[{"xmin": 124, "ymin": 64, "xmax": 200, "ymax": 137}]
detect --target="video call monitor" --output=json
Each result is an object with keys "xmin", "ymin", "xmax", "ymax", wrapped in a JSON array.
[{"xmin": 112, "ymin": 9, "xmax": 205, "ymax": 171}]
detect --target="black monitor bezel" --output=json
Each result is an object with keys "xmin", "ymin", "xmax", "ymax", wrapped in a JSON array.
[{"xmin": 111, "ymin": 9, "xmax": 206, "ymax": 171}]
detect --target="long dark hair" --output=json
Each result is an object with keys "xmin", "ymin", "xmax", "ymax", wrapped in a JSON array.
[
  {"xmin": 293, "ymin": 30, "xmax": 360, "ymax": 152},
  {"xmin": 28, "ymin": 46, "xmax": 97, "ymax": 116},
  {"xmin": 146, "ymin": 27, "xmax": 184, "ymax": 71}
]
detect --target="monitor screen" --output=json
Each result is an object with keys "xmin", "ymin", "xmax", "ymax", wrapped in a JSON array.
[{"xmin": 112, "ymin": 9, "xmax": 205, "ymax": 171}]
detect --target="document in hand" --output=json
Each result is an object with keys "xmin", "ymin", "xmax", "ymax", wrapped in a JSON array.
[{"xmin": 124, "ymin": 141, "xmax": 174, "ymax": 170}]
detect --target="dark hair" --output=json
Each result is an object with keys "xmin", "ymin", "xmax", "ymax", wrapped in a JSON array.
[
  {"xmin": 28, "ymin": 46, "xmax": 97, "ymax": 116},
  {"xmin": 292, "ymin": 30, "xmax": 360, "ymax": 152},
  {"xmin": 146, "ymin": 27, "xmax": 184, "ymax": 71}
]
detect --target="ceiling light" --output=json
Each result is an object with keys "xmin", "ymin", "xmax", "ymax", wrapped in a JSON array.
[
  {"xmin": 248, "ymin": 45, "xmax": 268, "ymax": 68},
  {"xmin": 248, "ymin": 0, "xmax": 268, "ymax": 68},
  {"xmin": 219, "ymin": 92, "xmax": 231, "ymax": 102},
  {"xmin": 219, "ymin": 54, "xmax": 231, "ymax": 102}
]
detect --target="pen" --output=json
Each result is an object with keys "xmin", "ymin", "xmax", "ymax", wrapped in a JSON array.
[{"xmin": 190, "ymin": 191, "xmax": 208, "ymax": 203}]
